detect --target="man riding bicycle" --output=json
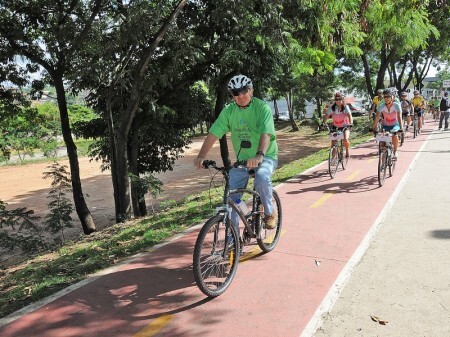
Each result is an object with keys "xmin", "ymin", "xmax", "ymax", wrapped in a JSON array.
[
  {"xmin": 372, "ymin": 89, "xmax": 403, "ymax": 158},
  {"xmin": 400, "ymin": 91, "xmax": 413, "ymax": 131},
  {"xmin": 369, "ymin": 89, "xmax": 384, "ymax": 120},
  {"xmin": 412, "ymin": 90, "xmax": 425, "ymax": 132},
  {"xmin": 193, "ymin": 74, "xmax": 279, "ymax": 229},
  {"xmin": 322, "ymin": 92, "xmax": 353, "ymax": 158}
]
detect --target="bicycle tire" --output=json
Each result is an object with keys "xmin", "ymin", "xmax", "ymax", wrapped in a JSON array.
[
  {"xmin": 399, "ymin": 131, "xmax": 404, "ymax": 147},
  {"xmin": 378, "ymin": 148, "xmax": 387, "ymax": 187},
  {"xmin": 340, "ymin": 142, "xmax": 348, "ymax": 170},
  {"xmin": 413, "ymin": 120, "xmax": 418, "ymax": 138},
  {"xmin": 257, "ymin": 190, "xmax": 282, "ymax": 253},
  {"xmin": 389, "ymin": 148, "xmax": 396, "ymax": 177},
  {"xmin": 193, "ymin": 214, "xmax": 240, "ymax": 297},
  {"xmin": 328, "ymin": 145, "xmax": 339, "ymax": 179}
]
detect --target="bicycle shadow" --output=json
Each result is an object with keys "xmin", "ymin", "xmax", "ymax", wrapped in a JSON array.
[{"xmin": 286, "ymin": 175, "xmax": 379, "ymax": 195}]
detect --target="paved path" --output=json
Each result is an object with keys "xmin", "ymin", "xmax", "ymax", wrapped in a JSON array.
[{"xmin": 1, "ymin": 118, "xmax": 448, "ymax": 336}]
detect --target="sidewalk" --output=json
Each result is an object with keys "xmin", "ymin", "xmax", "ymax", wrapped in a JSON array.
[{"xmin": 313, "ymin": 126, "xmax": 450, "ymax": 336}]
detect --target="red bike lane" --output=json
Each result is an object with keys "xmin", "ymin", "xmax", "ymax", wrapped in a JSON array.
[{"xmin": 0, "ymin": 120, "xmax": 435, "ymax": 337}]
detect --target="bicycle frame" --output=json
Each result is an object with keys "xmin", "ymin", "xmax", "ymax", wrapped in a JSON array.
[{"xmin": 209, "ymin": 164, "xmax": 263, "ymax": 252}]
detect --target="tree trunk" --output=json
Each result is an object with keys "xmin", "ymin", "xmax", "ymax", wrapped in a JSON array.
[
  {"xmin": 361, "ymin": 54, "xmax": 374, "ymax": 97},
  {"xmin": 285, "ymin": 91, "xmax": 299, "ymax": 131},
  {"xmin": 215, "ymin": 75, "xmax": 232, "ymax": 168},
  {"xmin": 53, "ymin": 76, "xmax": 96, "ymax": 234},
  {"xmin": 274, "ymin": 99, "xmax": 279, "ymax": 121},
  {"xmin": 129, "ymin": 123, "xmax": 146, "ymax": 217}
]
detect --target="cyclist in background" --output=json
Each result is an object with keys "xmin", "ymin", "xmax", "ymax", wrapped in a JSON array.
[
  {"xmin": 400, "ymin": 92, "xmax": 413, "ymax": 131},
  {"xmin": 323, "ymin": 92, "xmax": 353, "ymax": 158},
  {"xmin": 412, "ymin": 90, "xmax": 425, "ymax": 132},
  {"xmin": 372, "ymin": 89, "xmax": 403, "ymax": 158},
  {"xmin": 369, "ymin": 89, "xmax": 384, "ymax": 120},
  {"xmin": 193, "ymin": 74, "xmax": 279, "ymax": 229}
]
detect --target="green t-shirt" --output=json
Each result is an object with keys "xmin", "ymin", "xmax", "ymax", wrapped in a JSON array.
[{"xmin": 209, "ymin": 97, "xmax": 278, "ymax": 161}]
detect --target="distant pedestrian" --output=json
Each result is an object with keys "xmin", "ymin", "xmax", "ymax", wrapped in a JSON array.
[{"xmin": 438, "ymin": 92, "xmax": 450, "ymax": 130}]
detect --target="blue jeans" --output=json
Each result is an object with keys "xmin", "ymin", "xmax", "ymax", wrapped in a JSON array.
[{"xmin": 229, "ymin": 157, "xmax": 278, "ymax": 229}]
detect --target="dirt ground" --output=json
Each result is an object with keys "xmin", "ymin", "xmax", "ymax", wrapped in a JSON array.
[{"xmin": 0, "ymin": 126, "xmax": 328, "ymax": 264}]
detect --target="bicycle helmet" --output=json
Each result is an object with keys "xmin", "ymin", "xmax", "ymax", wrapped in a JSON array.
[
  {"xmin": 382, "ymin": 89, "xmax": 393, "ymax": 96},
  {"xmin": 377, "ymin": 89, "xmax": 383, "ymax": 94},
  {"xmin": 413, "ymin": 90, "xmax": 420, "ymax": 95},
  {"xmin": 401, "ymin": 91, "xmax": 407, "ymax": 96},
  {"xmin": 228, "ymin": 75, "xmax": 253, "ymax": 91}
]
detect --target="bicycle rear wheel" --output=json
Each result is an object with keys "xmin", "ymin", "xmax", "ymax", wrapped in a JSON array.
[
  {"xmin": 257, "ymin": 190, "xmax": 282, "ymax": 253},
  {"xmin": 193, "ymin": 214, "xmax": 240, "ymax": 297},
  {"xmin": 399, "ymin": 131, "xmax": 404, "ymax": 147},
  {"xmin": 378, "ymin": 148, "xmax": 387, "ymax": 187},
  {"xmin": 328, "ymin": 145, "xmax": 339, "ymax": 178}
]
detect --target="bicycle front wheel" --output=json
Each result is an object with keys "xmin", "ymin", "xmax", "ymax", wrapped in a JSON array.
[
  {"xmin": 378, "ymin": 149, "xmax": 387, "ymax": 187},
  {"xmin": 328, "ymin": 145, "xmax": 339, "ymax": 178},
  {"xmin": 193, "ymin": 214, "xmax": 240, "ymax": 297},
  {"xmin": 340, "ymin": 142, "xmax": 348, "ymax": 170},
  {"xmin": 257, "ymin": 190, "xmax": 282, "ymax": 253},
  {"xmin": 389, "ymin": 149, "xmax": 396, "ymax": 177}
]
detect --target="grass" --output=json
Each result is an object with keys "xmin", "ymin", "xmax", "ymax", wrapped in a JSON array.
[{"xmin": 0, "ymin": 117, "xmax": 373, "ymax": 319}]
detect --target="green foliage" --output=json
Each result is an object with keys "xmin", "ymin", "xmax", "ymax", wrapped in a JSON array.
[
  {"xmin": 42, "ymin": 162, "xmax": 74, "ymax": 244},
  {"xmin": 0, "ymin": 200, "xmax": 46, "ymax": 255}
]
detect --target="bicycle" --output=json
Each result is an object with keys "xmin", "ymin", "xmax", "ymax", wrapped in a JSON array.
[
  {"xmin": 412, "ymin": 108, "xmax": 420, "ymax": 138},
  {"xmin": 324, "ymin": 124, "xmax": 351, "ymax": 179},
  {"xmin": 375, "ymin": 130, "xmax": 400, "ymax": 187},
  {"xmin": 193, "ymin": 158, "xmax": 282, "ymax": 297}
]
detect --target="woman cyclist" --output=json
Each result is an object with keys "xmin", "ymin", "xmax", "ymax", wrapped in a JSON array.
[
  {"xmin": 322, "ymin": 92, "xmax": 353, "ymax": 158},
  {"xmin": 372, "ymin": 89, "xmax": 403, "ymax": 158}
]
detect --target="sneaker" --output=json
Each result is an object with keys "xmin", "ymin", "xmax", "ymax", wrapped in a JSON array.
[
  {"xmin": 393, "ymin": 152, "xmax": 399, "ymax": 160},
  {"xmin": 264, "ymin": 208, "xmax": 278, "ymax": 230}
]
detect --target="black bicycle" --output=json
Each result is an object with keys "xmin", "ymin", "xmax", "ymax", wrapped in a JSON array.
[{"xmin": 193, "ymin": 153, "xmax": 282, "ymax": 297}]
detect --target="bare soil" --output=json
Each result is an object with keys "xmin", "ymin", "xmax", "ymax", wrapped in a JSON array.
[{"xmin": 0, "ymin": 125, "xmax": 328, "ymax": 265}]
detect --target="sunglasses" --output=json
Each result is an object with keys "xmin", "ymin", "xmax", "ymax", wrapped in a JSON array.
[
  {"xmin": 383, "ymin": 95, "xmax": 392, "ymax": 98},
  {"xmin": 231, "ymin": 87, "xmax": 249, "ymax": 97},
  {"xmin": 335, "ymin": 98, "xmax": 343, "ymax": 101}
]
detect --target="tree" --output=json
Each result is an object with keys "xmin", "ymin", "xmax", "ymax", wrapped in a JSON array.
[
  {"xmin": 357, "ymin": 0, "xmax": 439, "ymax": 96},
  {"xmin": 73, "ymin": 0, "xmax": 189, "ymax": 222},
  {"xmin": 0, "ymin": 0, "xmax": 110, "ymax": 233}
]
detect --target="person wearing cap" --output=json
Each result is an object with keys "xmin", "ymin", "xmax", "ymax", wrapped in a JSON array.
[
  {"xmin": 369, "ymin": 89, "xmax": 384, "ymax": 120},
  {"xmin": 322, "ymin": 92, "xmax": 353, "ymax": 158},
  {"xmin": 193, "ymin": 74, "xmax": 279, "ymax": 230},
  {"xmin": 438, "ymin": 92, "xmax": 450, "ymax": 130}
]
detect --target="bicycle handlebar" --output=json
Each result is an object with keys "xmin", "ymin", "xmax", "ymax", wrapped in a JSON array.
[{"xmin": 202, "ymin": 159, "xmax": 256, "ymax": 172}]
